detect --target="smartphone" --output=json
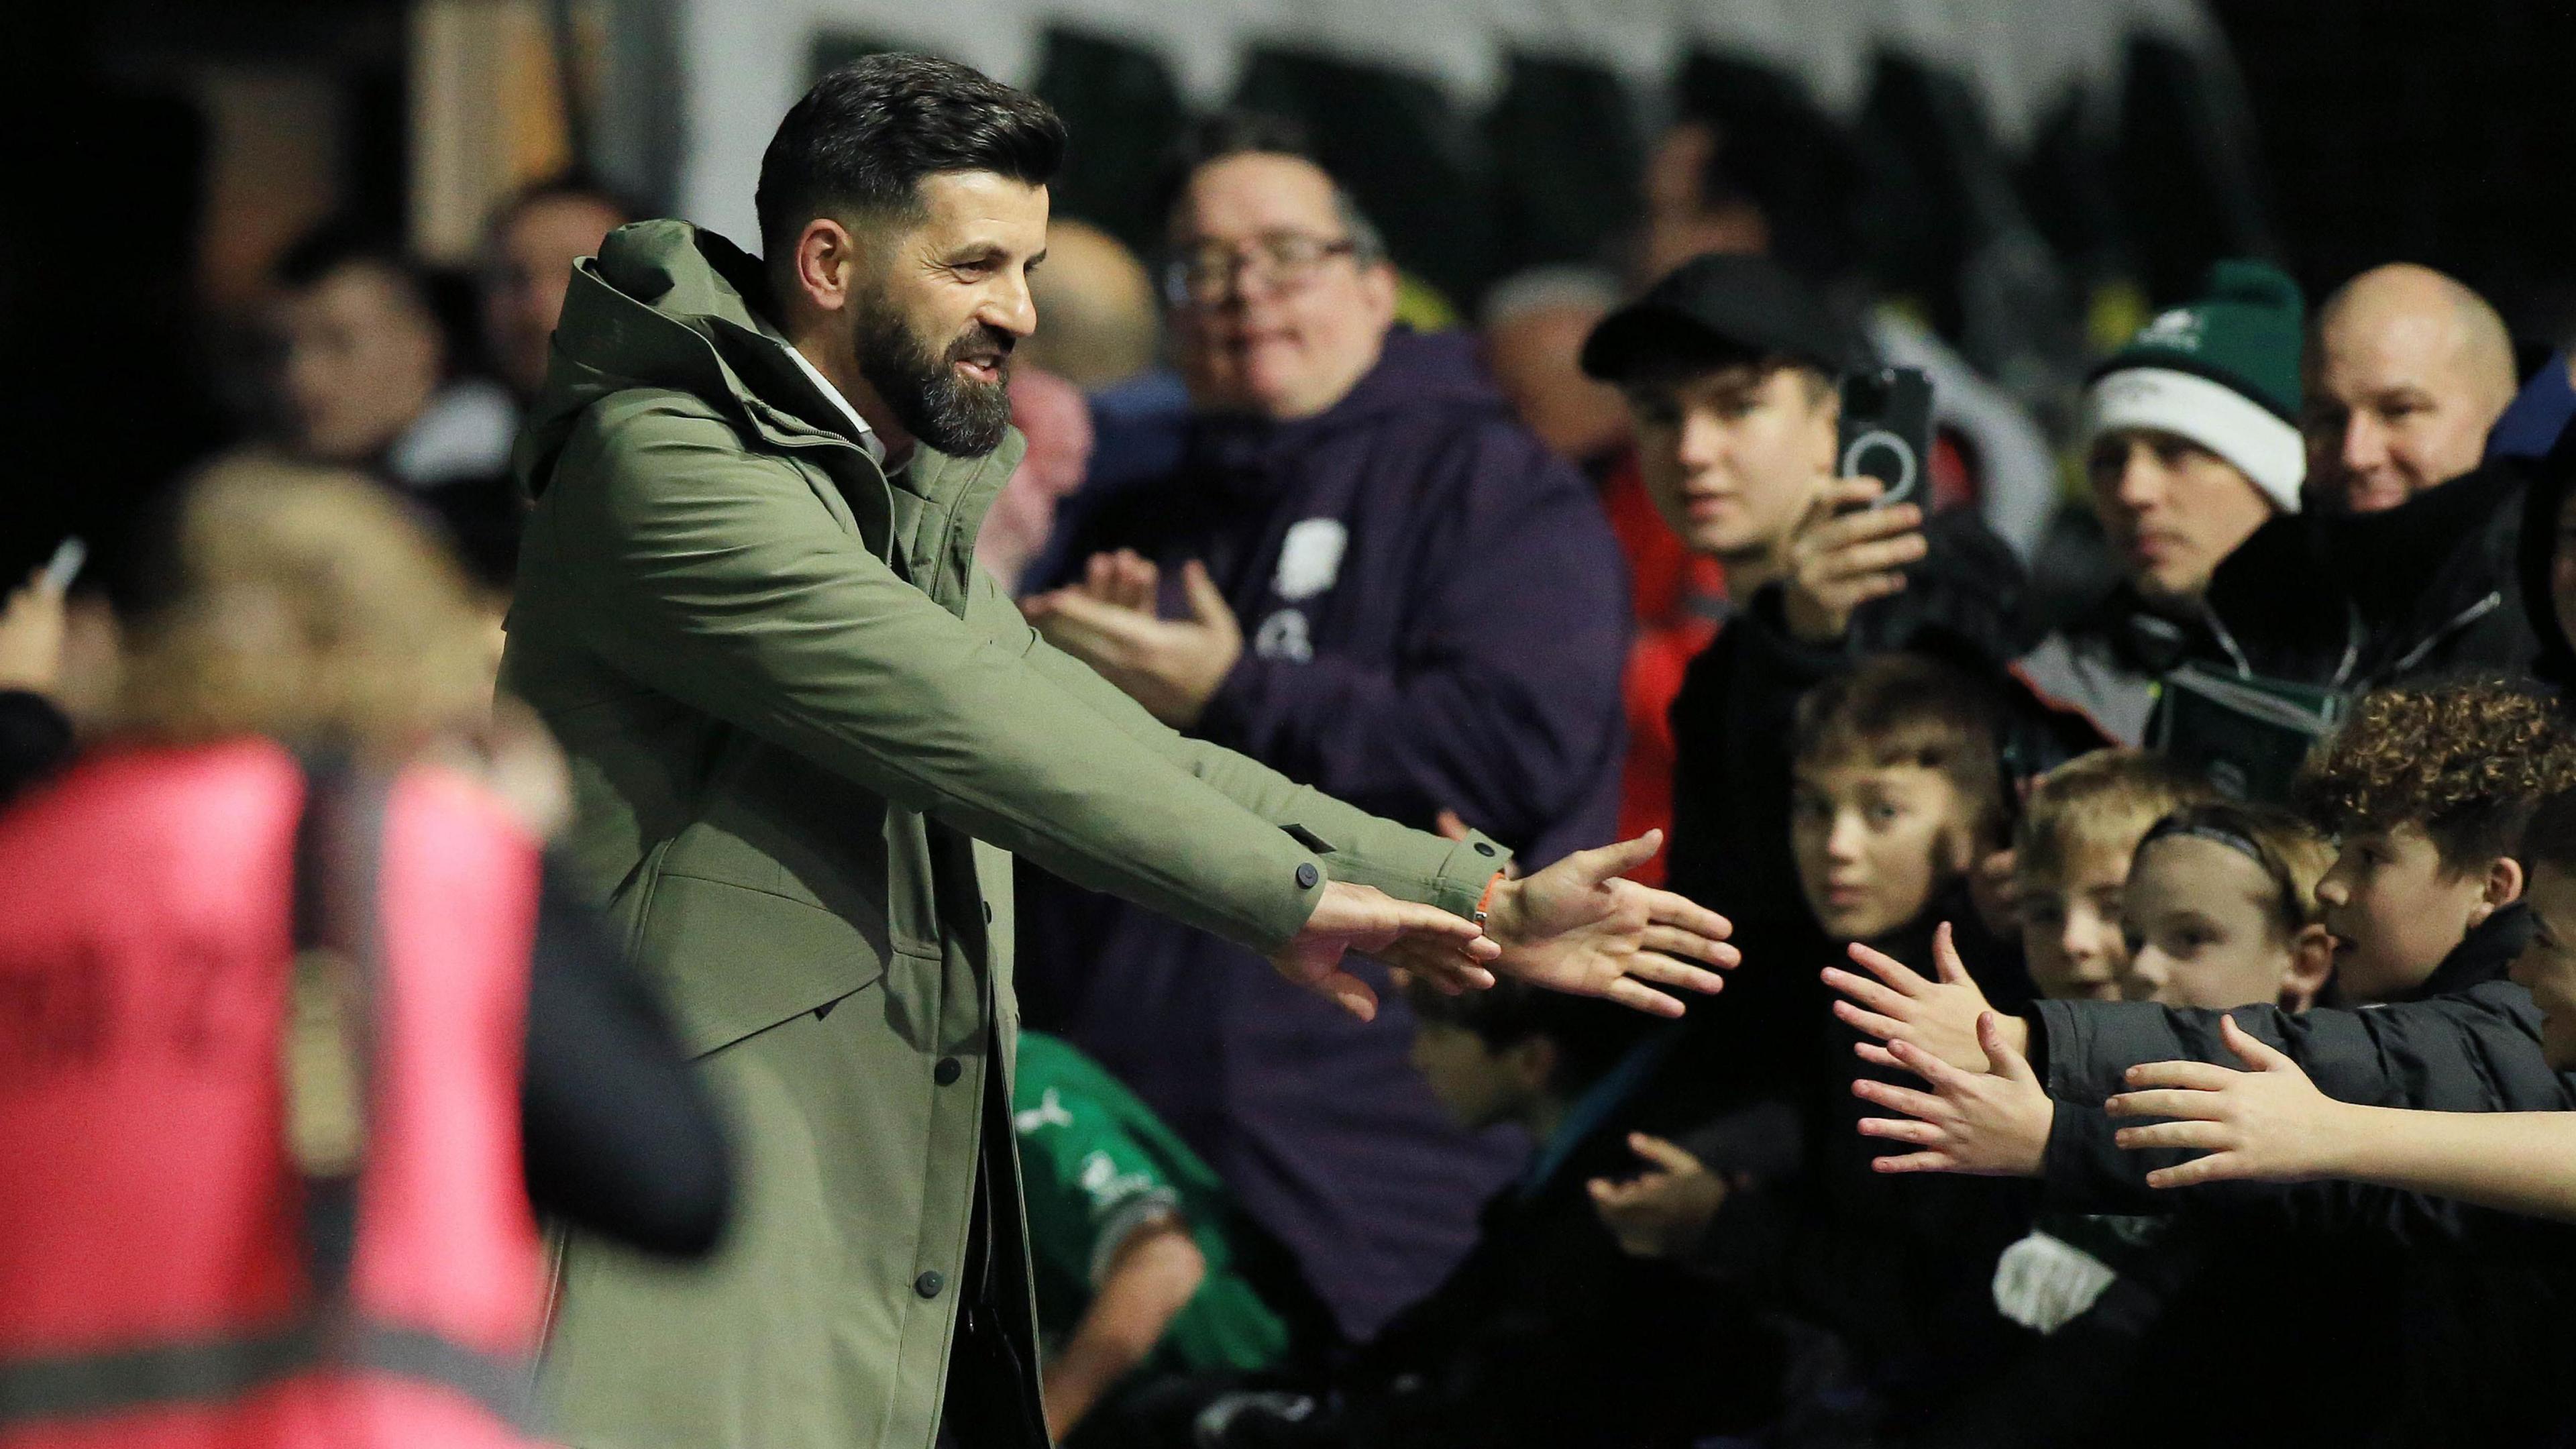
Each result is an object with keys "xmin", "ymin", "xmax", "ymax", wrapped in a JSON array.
[
  {"xmin": 1836, "ymin": 368, "xmax": 1934, "ymax": 509},
  {"xmin": 40, "ymin": 537, "xmax": 86, "ymax": 593}
]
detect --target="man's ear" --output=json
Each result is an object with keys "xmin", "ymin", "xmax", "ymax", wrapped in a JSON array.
[
  {"xmin": 2470, "ymin": 855, "xmax": 2528, "ymax": 926},
  {"xmin": 1358, "ymin": 260, "xmax": 1401, "ymax": 327},
  {"xmin": 788, "ymin": 217, "xmax": 865, "ymax": 315},
  {"xmin": 2279, "ymin": 923, "xmax": 2336, "ymax": 1012}
]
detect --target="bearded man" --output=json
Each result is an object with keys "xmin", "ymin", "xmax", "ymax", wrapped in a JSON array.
[{"xmin": 500, "ymin": 54, "xmax": 1737, "ymax": 1449}]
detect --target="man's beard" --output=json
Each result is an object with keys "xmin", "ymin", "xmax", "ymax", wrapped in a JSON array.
[{"xmin": 853, "ymin": 289, "xmax": 1014, "ymax": 457}]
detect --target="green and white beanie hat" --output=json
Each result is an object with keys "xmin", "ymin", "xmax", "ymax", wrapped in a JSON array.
[{"xmin": 2084, "ymin": 259, "xmax": 2307, "ymax": 513}]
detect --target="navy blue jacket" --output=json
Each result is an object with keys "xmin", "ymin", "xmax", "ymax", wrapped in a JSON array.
[{"xmin": 1016, "ymin": 329, "xmax": 1631, "ymax": 1337}]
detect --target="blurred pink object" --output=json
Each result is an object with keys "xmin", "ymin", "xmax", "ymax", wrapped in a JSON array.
[{"xmin": 981, "ymin": 366, "xmax": 1095, "ymax": 586}]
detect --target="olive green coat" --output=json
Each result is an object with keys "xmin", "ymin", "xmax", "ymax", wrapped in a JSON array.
[{"xmin": 498, "ymin": 221, "xmax": 1505, "ymax": 1449}]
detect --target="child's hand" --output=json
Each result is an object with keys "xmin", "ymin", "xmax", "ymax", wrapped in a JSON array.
[
  {"xmin": 2106, "ymin": 1015, "xmax": 2359, "ymax": 1189},
  {"xmin": 1587, "ymin": 1132, "xmax": 1729, "ymax": 1259},
  {"xmin": 1853, "ymin": 1012, "xmax": 2053, "ymax": 1177},
  {"xmin": 1823, "ymin": 921, "xmax": 2030, "ymax": 1075}
]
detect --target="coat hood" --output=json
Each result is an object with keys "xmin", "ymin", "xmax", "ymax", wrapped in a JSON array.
[{"xmin": 513, "ymin": 220, "xmax": 886, "ymax": 500}]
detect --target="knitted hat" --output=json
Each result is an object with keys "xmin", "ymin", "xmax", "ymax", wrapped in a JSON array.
[{"xmin": 2084, "ymin": 260, "xmax": 2306, "ymax": 513}]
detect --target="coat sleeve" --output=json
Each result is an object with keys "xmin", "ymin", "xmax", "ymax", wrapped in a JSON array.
[
  {"xmin": 547, "ymin": 402, "xmax": 1492, "ymax": 948},
  {"xmin": 1191, "ymin": 429, "xmax": 1629, "ymax": 862},
  {"xmin": 991, "ymin": 568, "xmax": 1504, "ymax": 920}
]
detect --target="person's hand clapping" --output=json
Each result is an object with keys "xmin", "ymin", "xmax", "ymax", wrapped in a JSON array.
[
  {"xmin": 1824, "ymin": 921, "xmax": 2029, "ymax": 1074},
  {"xmin": 1482, "ymin": 830, "xmax": 1737, "ymax": 1017},
  {"xmin": 1022, "ymin": 551, "xmax": 1242, "ymax": 727},
  {"xmin": 1779, "ymin": 480, "xmax": 1929, "ymax": 645},
  {"xmin": 1854, "ymin": 1011, "xmax": 2053, "ymax": 1177},
  {"xmin": 1588, "ymin": 1133, "xmax": 1729, "ymax": 1258},
  {"xmin": 2106, "ymin": 1015, "xmax": 2359, "ymax": 1189}
]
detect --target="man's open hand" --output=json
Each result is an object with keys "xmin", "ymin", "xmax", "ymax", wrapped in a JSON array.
[
  {"xmin": 1823, "ymin": 921, "xmax": 2029, "ymax": 1074},
  {"xmin": 1854, "ymin": 1012, "xmax": 2053, "ymax": 1177},
  {"xmin": 1272, "ymin": 880, "xmax": 1497, "ymax": 1022},
  {"xmin": 2106, "ymin": 1016, "xmax": 2357, "ymax": 1189},
  {"xmin": 1484, "ymin": 830, "xmax": 1735, "ymax": 1018},
  {"xmin": 1023, "ymin": 552, "xmax": 1242, "ymax": 727}
]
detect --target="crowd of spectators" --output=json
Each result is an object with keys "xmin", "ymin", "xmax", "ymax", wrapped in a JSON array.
[{"xmin": 11, "ymin": 58, "xmax": 2576, "ymax": 1449}]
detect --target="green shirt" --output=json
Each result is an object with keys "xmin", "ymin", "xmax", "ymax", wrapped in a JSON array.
[{"xmin": 1012, "ymin": 1032, "xmax": 1289, "ymax": 1374}]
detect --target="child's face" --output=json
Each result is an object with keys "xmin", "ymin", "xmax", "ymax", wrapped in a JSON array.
[
  {"xmin": 2512, "ymin": 864, "xmax": 2576, "ymax": 1071},
  {"xmin": 2314, "ymin": 824, "xmax": 2497, "ymax": 1004},
  {"xmin": 2018, "ymin": 845, "xmax": 2131, "ymax": 1001},
  {"xmin": 1790, "ymin": 761, "xmax": 1975, "ymax": 942},
  {"xmin": 1409, "ymin": 1021, "xmax": 1536, "ymax": 1131},
  {"xmin": 2118, "ymin": 836, "xmax": 2306, "ymax": 1009}
]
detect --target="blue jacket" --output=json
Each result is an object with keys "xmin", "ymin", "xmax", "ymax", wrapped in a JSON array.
[{"xmin": 1017, "ymin": 329, "xmax": 1630, "ymax": 1336}]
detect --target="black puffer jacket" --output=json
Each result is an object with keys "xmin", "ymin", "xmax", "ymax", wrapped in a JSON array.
[{"xmin": 2029, "ymin": 907, "xmax": 2576, "ymax": 1447}]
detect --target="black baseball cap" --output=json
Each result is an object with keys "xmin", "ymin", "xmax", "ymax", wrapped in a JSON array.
[{"xmin": 1580, "ymin": 252, "xmax": 1865, "ymax": 383}]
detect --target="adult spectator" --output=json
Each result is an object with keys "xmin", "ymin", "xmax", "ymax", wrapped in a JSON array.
[
  {"xmin": 1017, "ymin": 113, "xmax": 1631, "ymax": 1339},
  {"xmin": 2030, "ymin": 261, "xmax": 2534, "ymax": 747},
  {"xmin": 480, "ymin": 172, "xmax": 635, "ymax": 403},
  {"xmin": 261, "ymin": 221, "xmax": 515, "ymax": 490},
  {"xmin": 1022, "ymin": 217, "xmax": 1161, "ymax": 392},
  {"xmin": 2302, "ymin": 262, "xmax": 2517, "ymax": 513},
  {"xmin": 1479, "ymin": 265, "xmax": 1631, "ymax": 468},
  {"xmin": 502, "ymin": 57, "xmax": 1729, "ymax": 1449}
]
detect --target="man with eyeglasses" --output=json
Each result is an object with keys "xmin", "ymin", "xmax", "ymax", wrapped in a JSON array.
[{"xmin": 1017, "ymin": 113, "xmax": 1632, "ymax": 1340}]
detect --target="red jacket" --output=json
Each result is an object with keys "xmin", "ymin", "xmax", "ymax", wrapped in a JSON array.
[{"xmin": 0, "ymin": 739, "xmax": 545, "ymax": 1448}]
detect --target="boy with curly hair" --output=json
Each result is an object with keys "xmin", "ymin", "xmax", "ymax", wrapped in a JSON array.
[{"xmin": 2293, "ymin": 682, "xmax": 2576, "ymax": 1002}]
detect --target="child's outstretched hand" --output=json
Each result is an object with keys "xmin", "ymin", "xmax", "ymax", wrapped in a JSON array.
[
  {"xmin": 1823, "ymin": 922, "xmax": 2031, "ymax": 1075},
  {"xmin": 1587, "ymin": 1132, "xmax": 1728, "ymax": 1259},
  {"xmin": 1853, "ymin": 1011, "xmax": 2053, "ymax": 1177},
  {"xmin": 2105, "ymin": 1015, "xmax": 2356, "ymax": 1189}
]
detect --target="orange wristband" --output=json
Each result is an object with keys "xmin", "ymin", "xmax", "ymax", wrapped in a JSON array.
[{"xmin": 1474, "ymin": 869, "xmax": 1505, "ymax": 926}]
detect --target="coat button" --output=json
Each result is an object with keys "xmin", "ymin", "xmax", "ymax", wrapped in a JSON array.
[
  {"xmin": 982, "ymin": 901, "xmax": 994, "ymax": 923},
  {"xmin": 1473, "ymin": 842, "xmax": 1496, "ymax": 857},
  {"xmin": 914, "ymin": 1270, "xmax": 944, "ymax": 1299},
  {"xmin": 1295, "ymin": 863, "xmax": 1320, "ymax": 890},
  {"xmin": 934, "ymin": 1057, "xmax": 963, "ymax": 1086}
]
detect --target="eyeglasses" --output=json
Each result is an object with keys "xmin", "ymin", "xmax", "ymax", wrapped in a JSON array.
[{"xmin": 1163, "ymin": 233, "xmax": 1362, "ymax": 306}]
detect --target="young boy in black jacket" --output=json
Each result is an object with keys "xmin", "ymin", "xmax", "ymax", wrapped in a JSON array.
[{"xmin": 1828, "ymin": 679, "xmax": 2576, "ymax": 1444}]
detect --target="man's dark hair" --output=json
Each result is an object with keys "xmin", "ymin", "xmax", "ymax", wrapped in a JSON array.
[
  {"xmin": 1156, "ymin": 109, "xmax": 1386, "ymax": 262},
  {"xmin": 271, "ymin": 217, "xmax": 478, "ymax": 376},
  {"xmin": 754, "ymin": 53, "xmax": 1065, "ymax": 262},
  {"xmin": 1403, "ymin": 977, "xmax": 1651, "ymax": 1096}
]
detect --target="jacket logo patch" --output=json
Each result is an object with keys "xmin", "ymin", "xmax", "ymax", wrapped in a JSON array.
[
  {"xmin": 1273, "ymin": 519, "xmax": 1348, "ymax": 601},
  {"xmin": 1254, "ymin": 609, "xmax": 1314, "ymax": 663}
]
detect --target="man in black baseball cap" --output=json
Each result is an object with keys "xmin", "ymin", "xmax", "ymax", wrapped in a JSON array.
[{"xmin": 1572, "ymin": 253, "xmax": 2043, "ymax": 1275}]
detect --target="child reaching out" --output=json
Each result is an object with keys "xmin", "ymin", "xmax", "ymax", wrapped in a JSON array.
[
  {"xmin": 2104, "ymin": 782, "xmax": 2576, "ymax": 1223},
  {"xmin": 1845, "ymin": 803, "xmax": 2335, "ymax": 1177}
]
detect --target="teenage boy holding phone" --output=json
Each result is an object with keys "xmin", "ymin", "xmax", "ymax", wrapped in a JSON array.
[{"xmin": 1577, "ymin": 254, "xmax": 2039, "ymax": 955}]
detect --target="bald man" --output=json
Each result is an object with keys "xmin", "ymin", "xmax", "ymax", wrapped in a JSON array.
[
  {"xmin": 1021, "ymin": 218, "xmax": 1160, "ymax": 390},
  {"xmin": 2304, "ymin": 263, "xmax": 2518, "ymax": 513}
]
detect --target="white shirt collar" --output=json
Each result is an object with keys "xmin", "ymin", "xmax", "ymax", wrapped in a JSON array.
[{"xmin": 782, "ymin": 343, "xmax": 887, "ymax": 466}]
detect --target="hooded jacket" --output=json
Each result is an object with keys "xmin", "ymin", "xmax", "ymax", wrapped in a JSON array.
[
  {"xmin": 1016, "ymin": 329, "xmax": 1625, "ymax": 1336},
  {"xmin": 497, "ymin": 221, "xmax": 1509, "ymax": 1449}
]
